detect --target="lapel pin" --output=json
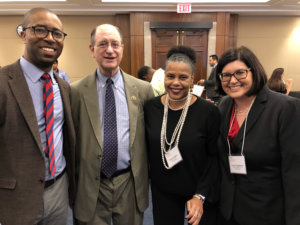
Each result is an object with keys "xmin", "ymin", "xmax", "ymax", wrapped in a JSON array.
[{"xmin": 131, "ymin": 96, "xmax": 136, "ymax": 101}]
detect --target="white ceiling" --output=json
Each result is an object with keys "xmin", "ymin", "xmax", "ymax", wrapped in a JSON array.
[{"xmin": 0, "ymin": 0, "xmax": 300, "ymax": 16}]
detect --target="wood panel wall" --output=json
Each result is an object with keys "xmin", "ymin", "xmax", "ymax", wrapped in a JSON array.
[{"xmin": 116, "ymin": 12, "xmax": 238, "ymax": 77}]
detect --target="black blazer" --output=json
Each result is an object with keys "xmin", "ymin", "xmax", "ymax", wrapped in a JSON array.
[
  {"xmin": 204, "ymin": 66, "xmax": 219, "ymax": 99},
  {"xmin": 218, "ymin": 86, "xmax": 300, "ymax": 225}
]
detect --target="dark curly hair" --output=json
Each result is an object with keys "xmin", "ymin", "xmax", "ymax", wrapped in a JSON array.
[
  {"xmin": 215, "ymin": 46, "xmax": 267, "ymax": 96},
  {"xmin": 166, "ymin": 45, "xmax": 196, "ymax": 73},
  {"xmin": 137, "ymin": 66, "xmax": 151, "ymax": 81}
]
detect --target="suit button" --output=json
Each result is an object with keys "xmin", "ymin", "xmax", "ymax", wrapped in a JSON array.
[{"xmin": 39, "ymin": 178, "xmax": 44, "ymax": 184}]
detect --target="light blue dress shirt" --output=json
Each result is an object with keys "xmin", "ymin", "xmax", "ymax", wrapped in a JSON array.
[
  {"xmin": 96, "ymin": 68, "xmax": 130, "ymax": 170},
  {"xmin": 56, "ymin": 69, "xmax": 70, "ymax": 84},
  {"xmin": 20, "ymin": 57, "xmax": 66, "ymax": 181}
]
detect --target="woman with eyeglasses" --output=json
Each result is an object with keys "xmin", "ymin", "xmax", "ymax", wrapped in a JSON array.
[
  {"xmin": 144, "ymin": 45, "xmax": 220, "ymax": 225},
  {"xmin": 215, "ymin": 46, "xmax": 300, "ymax": 225}
]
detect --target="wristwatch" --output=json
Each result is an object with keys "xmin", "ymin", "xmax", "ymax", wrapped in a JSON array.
[{"xmin": 193, "ymin": 194, "xmax": 205, "ymax": 203}]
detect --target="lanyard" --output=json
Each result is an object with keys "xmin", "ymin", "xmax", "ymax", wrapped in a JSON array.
[{"xmin": 227, "ymin": 97, "xmax": 256, "ymax": 156}]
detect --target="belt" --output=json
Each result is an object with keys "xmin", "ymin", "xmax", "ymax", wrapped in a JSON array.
[
  {"xmin": 44, "ymin": 168, "xmax": 66, "ymax": 189},
  {"xmin": 101, "ymin": 166, "xmax": 131, "ymax": 179}
]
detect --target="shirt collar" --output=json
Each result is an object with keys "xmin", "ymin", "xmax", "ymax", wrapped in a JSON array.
[
  {"xmin": 20, "ymin": 56, "xmax": 55, "ymax": 83},
  {"xmin": 96, "ymin": 68, "xmax": 122, "ymax": 88}
]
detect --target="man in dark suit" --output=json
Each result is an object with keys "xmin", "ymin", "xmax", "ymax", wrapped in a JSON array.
[
  {"xmin": 0, "ymin": 8, "xmax": 75, "ymax": 225},
  {"xmin": 198, "ymin": 54, "xmax": 221, "ymax": 103},
  {"xmin": 71, "ymin": 24, "xmax": 154, "ymax": 225}
]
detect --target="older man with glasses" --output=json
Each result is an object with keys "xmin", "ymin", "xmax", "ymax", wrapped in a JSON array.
[
  {"xmin": 71, "ymin": 24, "xmax": 154, "ymax": 225},
  {"xmin": 0, "ymin": 7, "xmax": 75, "ymax": 225}
]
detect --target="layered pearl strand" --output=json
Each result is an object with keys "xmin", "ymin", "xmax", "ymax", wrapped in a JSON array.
[{"xmin": 160, "ymin": 92, "xmax": 192, "ymax": 169}]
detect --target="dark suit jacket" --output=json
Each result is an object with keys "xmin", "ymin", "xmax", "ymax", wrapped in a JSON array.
[
  {"xmin": 0, "ymin": 61, "xmax": 76, "ymax": 225},
  {"xmin": 218, "ymin": 86, "xmax": 300, "ymax": 225},
  {"xmin": 204, "ymin": 66, "xmax": 219, "ymax": 99},
  {"xmin": 70, "ymin": 70, "xmax": 154, "ymax": 222}
]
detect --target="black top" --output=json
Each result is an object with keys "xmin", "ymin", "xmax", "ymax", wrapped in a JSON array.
[{"xmin": 144, "ymin": 96, "xmax": 220, "ymax": 201}]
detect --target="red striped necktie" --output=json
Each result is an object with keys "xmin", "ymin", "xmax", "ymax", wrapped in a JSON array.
[{"xmin": 42, "ymin": 73, "xmax": 56, "ymax": 177}]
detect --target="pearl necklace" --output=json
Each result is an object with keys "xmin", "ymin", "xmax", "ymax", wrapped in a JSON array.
[
  {"xmin": 160, "ymin": 93, "xmax": 192, "ymax": 169},
  {"xmin": 168, "ymin": 95, "xmax": 188, "ymax": 102}
]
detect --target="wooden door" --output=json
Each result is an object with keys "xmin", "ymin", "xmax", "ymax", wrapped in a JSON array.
[{"xmin": 151, "ymin": 28, "xmax": 208, "ymax": 83}]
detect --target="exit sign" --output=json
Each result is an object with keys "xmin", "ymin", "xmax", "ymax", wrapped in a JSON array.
[{"xmin": 177, "ymin": 3, "xmax": 192, "ymax": 13}]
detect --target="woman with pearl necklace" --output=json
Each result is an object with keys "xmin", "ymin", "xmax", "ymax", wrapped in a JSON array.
[{"xmin": 144, "ymin": 45, "xmax": 221, "ymax": 225}]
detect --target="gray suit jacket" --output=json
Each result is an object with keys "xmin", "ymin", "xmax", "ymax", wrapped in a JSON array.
[
  {"xmin": 0, "ymin": 61, "xmax": 76, "ymax": 225},
  {"xmin": 71, "ymin": 70, "xmax": 154, "ymax": 222}
]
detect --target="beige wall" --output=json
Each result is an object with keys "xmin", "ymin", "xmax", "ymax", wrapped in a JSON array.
[
  {"xmin": 0, "ymin": 15, "xmax": 114, "ymax": 83},
  {"xmin": 1, "ymin": 15, "xmax": 300, "ymax": 90},
  {"xmin": 237, "ymin": 16, "xmax": 300, "ymax": 91}
]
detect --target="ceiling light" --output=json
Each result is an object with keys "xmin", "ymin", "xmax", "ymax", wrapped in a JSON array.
[
  {"xmin": 102, "ymin": 0, "xmax": 270, "ymax": 2},
  {"xmin": 0, "ymin": 0, "xmax": 66, "ymax": 2}
]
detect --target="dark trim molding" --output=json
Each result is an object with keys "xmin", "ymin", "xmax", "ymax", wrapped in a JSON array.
[{"xmin": 150, "ymin": 22, "xmax": 213, "ymax": 30}]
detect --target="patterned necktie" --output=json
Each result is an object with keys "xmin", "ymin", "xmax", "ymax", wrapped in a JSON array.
[
  {"xmin": 42, "ymin": 73, "xmax": 56, "ymax": 177},
  {"xmin": 101, "ymin": 78, "xmax": 118, "ymax": 178}
]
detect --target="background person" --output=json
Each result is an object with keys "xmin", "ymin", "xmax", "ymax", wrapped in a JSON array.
[
  {"xmin": 53, "ymin": 59, "xmax": 71, "ymax": 83},
  {"xmin": 215, "ymin": 46, "xmax": 300, "ymax": 225},
  {"xmin": 144, "ymin": 45, "xmax": 220, "ymax": 225},
  {"xmin": 198, "ymin": 54, "xmax": 221, "ymax": 103},
  {"xmin": 138, "ymin": 65, "xmax": 165, "ymax": 96},
  {"xmin": 138, "ymin": 65, "xmax": 155, "ymax": 82},
  {"xmin": 267, "ymin": 67, "xmax": 293, "ymax": 95},
  {"xmin": 71, "ymin": 24, "xmax": 154, "ymax": 225},
  {"xmin": 150, "ymin": 68, "xmax": 165, "ymax": 96},
  {"xmin": 0, "ymin": 7, "xmax": 75, "ymax": 225}
]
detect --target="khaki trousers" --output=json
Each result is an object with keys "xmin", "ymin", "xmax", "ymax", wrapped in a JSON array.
[
  {"xmin": 83, "ymin": 171, "xmax": 143, "ymax": 225},
  {"xmin": 34, "ymin": 172, "xmax": 69, "ymax": 225}
]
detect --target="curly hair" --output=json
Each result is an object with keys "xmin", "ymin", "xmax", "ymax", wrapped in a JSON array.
[{"xmin": 166, "ymin": 45, "xmax": 196, "ymax": 73}]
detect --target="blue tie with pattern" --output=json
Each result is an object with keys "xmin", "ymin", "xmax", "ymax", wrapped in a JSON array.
[{"xmin": 101, "ymin": 78, "xmax": 118, "ymax": 178}]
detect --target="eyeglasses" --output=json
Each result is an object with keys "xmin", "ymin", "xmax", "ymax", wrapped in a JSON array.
[
  {"xmin": 97, "ymin": 41, "xmax": 122, "ymax": 50},
  {"xmin": 219, "ymin": 68, "xmax": 251, "ymax": 82},
  {"xmin": 23, "ymin": 25, "xmax": 67, "ymax": 42}
]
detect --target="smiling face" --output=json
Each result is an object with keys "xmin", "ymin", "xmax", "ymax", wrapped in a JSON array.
[
  {"xmin": 21, "ymin": 10, "xmax": 64, "ymax": 72},
  {"xmin": 164, "ymin": 61, "xmax": 194, "ymax": 100},
  {"xmin": 221, "ymin": 60, "xmax": 253, "ymax": 100},
  {"xmin": 89, "ymin": 24, "xmax": 124, "ymax": 77}
]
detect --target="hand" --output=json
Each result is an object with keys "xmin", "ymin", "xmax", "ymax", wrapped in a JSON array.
[
  {"xmin": 197, "ymin": 79, "xmax": 205, "ymax": 86},
  {"xmin": 206, "ymin": 98, "xmax": 215, "ymax": 104},
  {"xmin": 285, "ymin": 78, "xmax": 293, "ymax": 95},
  {"xmin": 286, "ymin": 78, "xmax": 293, "ymax": 86},
  {"xmin": 185, "ymin": 197, "xmax": 203, "ymax": 225}
]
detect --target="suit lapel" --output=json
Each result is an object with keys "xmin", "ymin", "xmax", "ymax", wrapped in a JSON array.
[
  {"xmin": 244, "ymin": 87, "xmax": 267, "ymax": 135},
  {"xmin": 122, "ymin": 72, "xmax": 139, "ymax": 149},
  {"xmin": 82, "ymin": 73, "xmax": 102, "ymax": 149},
  {"xmin": 219, "ymin": 97, "xmax": 234, "ymax": 140},
  {"xmin": 8, "ymin": 62, "xmax": 43, "ymax": 154},
  {"xmin": 233, "ymin": 87, "xmax": 268, "ymax": 144},
  {"xmin": 55, "ymin": 74, "xmax": 69, "ymax": 117}
]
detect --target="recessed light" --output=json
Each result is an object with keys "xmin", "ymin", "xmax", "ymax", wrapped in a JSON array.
[{"xmin": 102, "ymin": 0, "xmax": 270, "ymax": 2}]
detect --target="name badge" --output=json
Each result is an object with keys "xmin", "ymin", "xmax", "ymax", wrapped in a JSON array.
[
  {"xmin": 228, "ymin": 155, "xmax": 247, "ymax": 175},
  {"xmin": 165, "ymin": 146, "xmax": 183, "ymax": 169},
  {"xmin": 192, "ymin": 84, "xmax": 204, "ymax": 97}
]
